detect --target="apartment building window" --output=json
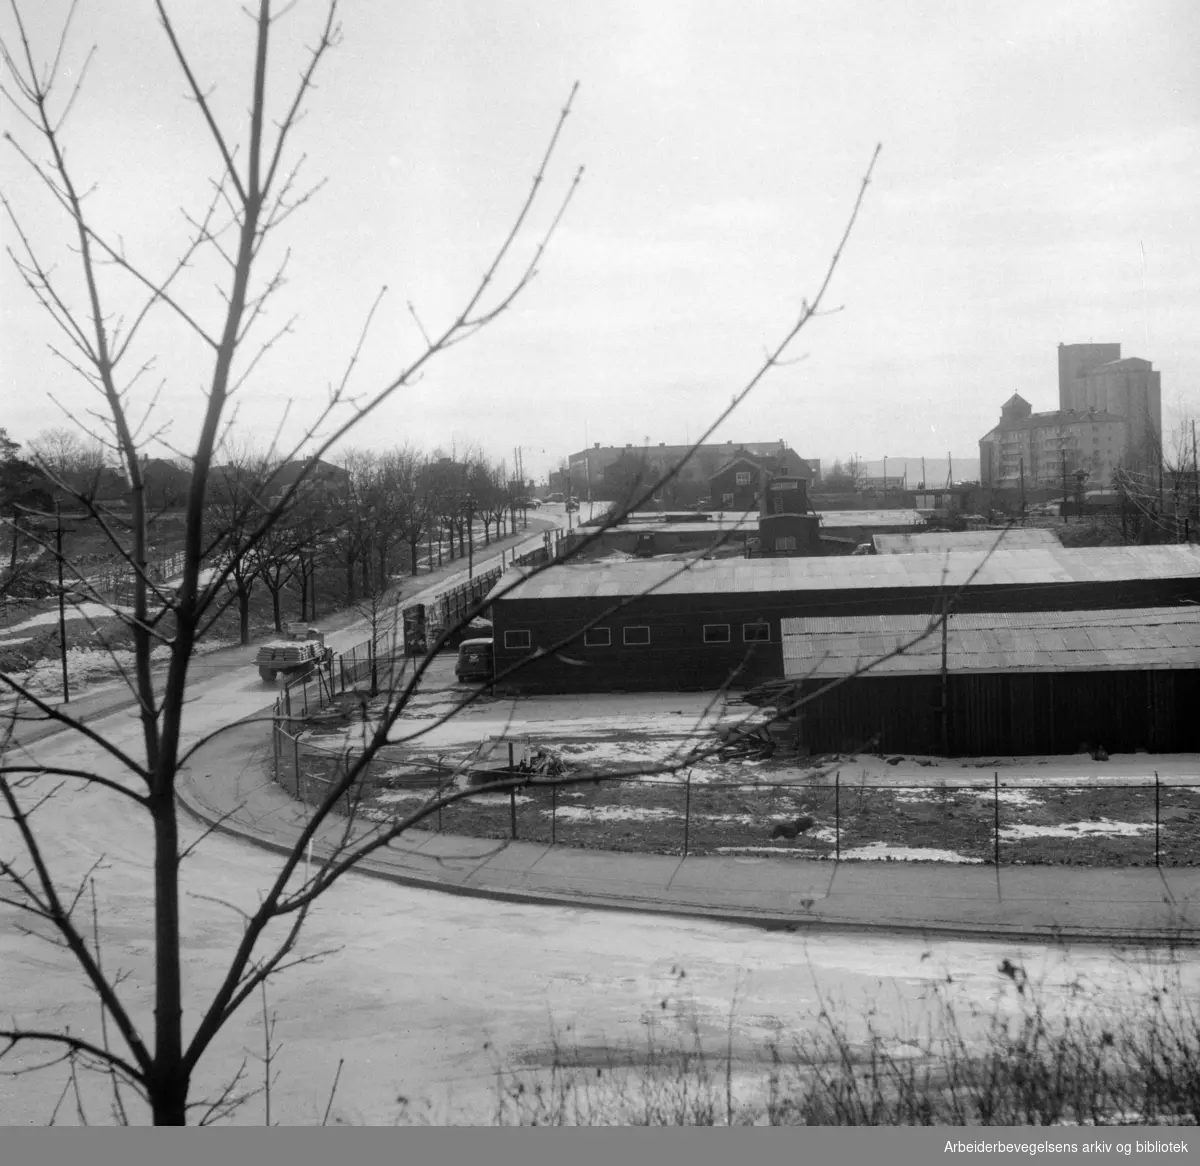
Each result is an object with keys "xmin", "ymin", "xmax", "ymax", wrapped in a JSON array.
[
  {"xmin": 623, "ymin": 626, "xmax": 651, "ymax": 646},
  {"xmin": 504, "ymin": 630, "xmax": 531, "ymax": 650},
  {"xmin": 584, "ymin": 627, "xmax": 611, "ymax": 647},
  {"xmin": 702, "ymin": 624, "xmax": 730, "ymax": 644},
  {"xmin": 735, "ymin": 471, "xmax": 752, "ymax": 486},
  {"xmin": 742, "ymin": 622, "xmax": 771, "ymax": 643}
]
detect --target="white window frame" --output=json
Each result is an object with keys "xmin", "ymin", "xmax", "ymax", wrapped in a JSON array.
[
  {"xmin": 503, "ymin": 630, "xmax": 532, "ymax": 650},
  {"xmin": 584, "ymin": 627, "xmax": 611, "ymax": 647},
  {"xmin": 702, "ymin": 623, "xmax": 731, "ymax": 644},
  {"xmin": 742, "ymin": 622, "xmax": 771, "ymax": 643},
  {"xmin": 735, "ymin": 471, "xmax": 752, "ymax": 486},
  {"xmin": 622, "ymin": 626, "xmax": 651, "ymax": 646}
]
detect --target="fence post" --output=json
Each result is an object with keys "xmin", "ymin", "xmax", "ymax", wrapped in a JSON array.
[
  {"xmin": 293, "ymin": 735, "xmax": 301, "ymax": 798},
  {"xmin": 510, "ymin": 785, "xmax": 517, "ymax": 840},
  {"xmin": 994, "ymin": 771, "xmax": 1000, "ymax": 867},
  {"xmin": 551, "ymin": 784, "xmax": 557, "ymax": 846},
  {"xmin": 1155, "ymin": 771, "xmax": 1160, "ymax": 868},
  {"xmin": 835, "ymin": 771, "xmax": 840, "ymax": 862},
  {"xmin": 682, "ymin": 773, "xmax": 691, "ymax": 858}
]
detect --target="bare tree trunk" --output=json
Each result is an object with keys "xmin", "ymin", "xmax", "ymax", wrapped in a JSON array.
[
  {"xmin": 271, "ymin": 585, "xmax": 282, "ymax": 632},
  {"xmin": 151, "ymin": 795, "xmax": 187, "ymax": 1125},
  {"xmin": 299, "ymin": 557, "xmax": 310, "ymax": 620},
  {"xmin": 238, "ymin": 585, "xmax": 251, "ymax": 645}
]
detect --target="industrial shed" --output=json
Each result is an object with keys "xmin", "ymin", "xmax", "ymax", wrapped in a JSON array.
[
  {"xmin": 872, "ymin": 528, "xmax": 1062, "ymax": 555},
  {"xmin": 778, "ymin": 608, "xmax": 1200, "ymax": 756},
  {"xmin": 486, "ymin": 545, "xmax": 1200, "ymax": 695}
]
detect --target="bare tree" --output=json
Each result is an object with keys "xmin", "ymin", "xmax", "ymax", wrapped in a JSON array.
[
  {"xmin": 0, "ymin": 0, "xmax": 582, "ymax": 1124},
  {"xmin": 0, "ymin": 0, "xmax": 887, "ymax": 1130}
]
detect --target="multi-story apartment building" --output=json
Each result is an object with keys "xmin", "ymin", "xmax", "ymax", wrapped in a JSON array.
[
  {"xmin": 980, "ymin": 393, "xmax": 1127, "ymax": 490},
  {"xmin": 980, "ymin": 343, "xmax": 1161, "ymax": 490},
  {"xmin": 1057, "ymin": 342, "xmax": 1162, "ymax": 462}
]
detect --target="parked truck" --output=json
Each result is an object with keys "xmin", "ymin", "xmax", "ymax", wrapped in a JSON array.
[{"xmin": 255, "ymin": 624, "xmax": 333, "ymax": 684}]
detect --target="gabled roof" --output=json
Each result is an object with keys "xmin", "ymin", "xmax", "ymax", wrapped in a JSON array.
[
  {"xmin": 873, "ymin": 529, "xmax": 1061, "ymax": 554},
  {"xmin": 488, "ymin": 544, "xmax": 1200, "ymax": 602},
  {"xmin": 781, "ymin": 607, "xmax": 1200, "ymax": 677}
]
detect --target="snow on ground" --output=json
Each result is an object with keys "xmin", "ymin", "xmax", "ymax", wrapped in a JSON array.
[
  {"xmin": 0, "ymin": 601, "xmax": 134, "ymax": 634},
  {"xmin": 837, "ymin": 841, "xmax": 987, "ymax": 864},
  {"xmin": 10, "ymin": 638, "xmax": 237, "ymax": 699},
  {"xmin": 552, "ymin": 804, "xmax": 678, "ymax": 823},
  {"xmin": 1001, "ymin": 820, "xmax": 1154, "ymax": 841}
]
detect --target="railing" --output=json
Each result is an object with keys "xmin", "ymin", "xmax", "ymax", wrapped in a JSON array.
[
  {"xmin": 265, "ymin": 733, "xmax": 1200, "ymax": 868},
  {"xmin": 276, "ymin": 631, "xmax": 400, "ymax": 719}
]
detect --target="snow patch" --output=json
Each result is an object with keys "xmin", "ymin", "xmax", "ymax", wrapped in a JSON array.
[
  {"xmin": 463, "ymin": 791, "xmax": 535, "ymax": 807},
  {"xmin": 1001, "ymin": 819, "xmax": 1153, "ymax": 840},
  {"xmin": 838, "ymin": 841, "xmax": 986, "ymax": 864},
  {"xmin": 0, "ymin": 602, "xmax": 134, "ymax": 634},
  {"xmin": 551, "ymin": 805, "xmax": 678, "ymax": 823}
]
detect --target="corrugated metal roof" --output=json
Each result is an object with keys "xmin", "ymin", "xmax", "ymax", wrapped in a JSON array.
[
  {"xmin": 818, "ymin": 510, "xmax": 926, "ymax": 527},
  {"xmin": 488, "ymin": 544, "xmax": 1200, "ymax": 603},
  {"xmin": 780, "ymin": 607, "xmax": 1200, "ymax": 676},
  {"xmin": 873, "ymin": 528, "xmax": 1061, "ymax": 555}
]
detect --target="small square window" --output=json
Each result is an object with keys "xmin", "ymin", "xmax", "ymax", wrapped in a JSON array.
[
  {"xmin": 775, "ymin": 535, "xmax": 797, "ymax": 551},
  {"xmin": 742, "ymin": 622, "xmax": 770, "ymax": 643},
  {"xmin": 623, "ymin": 626, "xmax": 650, "ymax": 646},
  {"xmin": 702, "ymin": 624, "xmax": 730, "ymax": 644},
  {"xmin": 584, "ymin": 627, "xmax": 611, "ymax": 647},
  {"xmin": 722, "ymin": 493, "xmax": 734, "ymax": 507},
  {"xmin": 735, "ymin": 471, "xmax": 752, "ymax": 486},
  {"xmin": 503, "ymin": 630, "xmax": 531, "ymax": 650}
]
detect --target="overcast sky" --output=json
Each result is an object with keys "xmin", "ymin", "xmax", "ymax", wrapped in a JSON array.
[{"xmin": 2, "ymin": 1, "xmax": 1197, "ymax": 482}]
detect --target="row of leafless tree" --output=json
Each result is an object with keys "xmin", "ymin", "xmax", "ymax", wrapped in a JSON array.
[{"xmin": 199, "ymin": 443, "xmax": 533, "ymax": 642}]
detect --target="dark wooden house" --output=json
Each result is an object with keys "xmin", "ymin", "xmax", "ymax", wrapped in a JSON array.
[
  {"xmin": 779, "ymin": 608, "xmax": 1200, "ymax": 756},
  {"xmin": 708, "ymin": 448, "xmax": 812, "ymax": 511},
  {"xmin": 486, "ymin": 546, "xmax": 1200, "ymax": 695}
]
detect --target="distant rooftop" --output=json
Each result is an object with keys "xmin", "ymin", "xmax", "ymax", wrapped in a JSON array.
[
  {"xmin": 488, "ymin": 544, "xmax": 1200, "ymax": 602},
  {"xmin": 873, "ymin": 529, "xmax": 1061, "ymax": 555},
  {"xmin": 781, "ymin": 607, "xmax": 1200, "ymax": 677},
  {"xmin": 818, "ymin": 510, "xmax": 927, "ymax": 528}
]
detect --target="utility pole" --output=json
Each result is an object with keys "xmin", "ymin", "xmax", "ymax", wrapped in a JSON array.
[
  {"xmin": 1192, "ymin": 420, "xmax": 1198, "ymax": 540},
  {"xmin": 55, "ymin": 502, "xmax": 69, "ymax": 703},
  {"xmin": 1061, "ymin": 446, "xmax": 1069, "ymax": 523},
  {"xmin": 940, "ymin": 601, "xmax": 950, "ymax": 757},
  {"xmin": 1019, "ymin": 456, "xmax": 1025, "ymax": 521}
]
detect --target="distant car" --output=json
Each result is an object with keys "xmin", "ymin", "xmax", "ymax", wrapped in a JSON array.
[
  {"xmin": 546, "ymin": 492, "xmax": 564, "ymax": 504},
  {"xmin": 525, "ymin": 498, "xmax": 542, "ymax": 508},
  {"xmin": 565, "ymin": 500, "xmax": 579, "ymax": 512},
  {"xmin": 455, "ymin": 637, "xmax": 493, "ymax": 683}
]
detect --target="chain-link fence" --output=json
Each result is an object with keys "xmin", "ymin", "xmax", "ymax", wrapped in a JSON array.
[{"xmin": 267, "ymin": 712, "xmax": 1200, "ymax": 869}]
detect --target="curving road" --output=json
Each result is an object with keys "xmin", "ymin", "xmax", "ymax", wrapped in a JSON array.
[{"xmin": 2, "ymin": 508, "xmax": 1197, "ymax": 1125}]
